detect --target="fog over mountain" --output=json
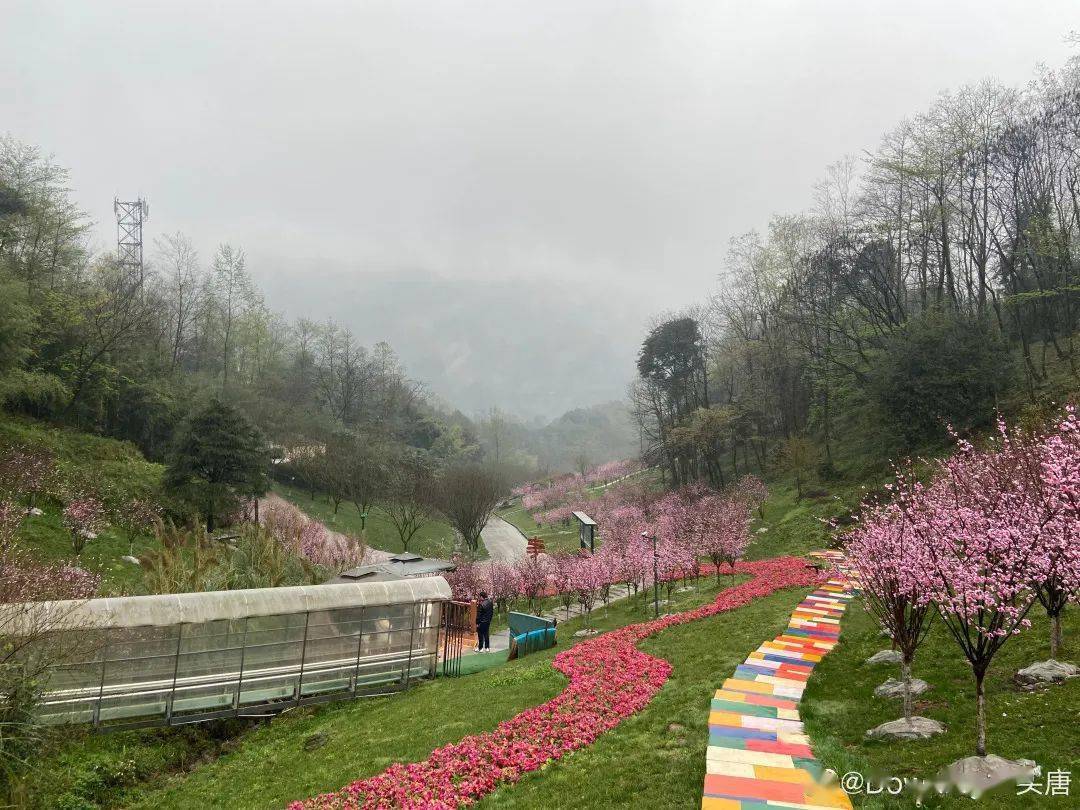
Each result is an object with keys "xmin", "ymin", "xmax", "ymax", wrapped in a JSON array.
[{"xmin": 255, "ymin": 262, "xmax": 648, "ymax": 420}]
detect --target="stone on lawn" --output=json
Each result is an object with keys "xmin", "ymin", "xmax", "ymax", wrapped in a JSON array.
[
  {"xmin": 1015, "ymin": 659, "xmax": 1079, "ymax": 687},
  {"xmin": 303, "ymin": 732, "xmax": 329, "ymax": 751},
  {"xmin": 945, "ymin": 755, "xmax": 1037, "ymax": 797},
  {"xmin": 874, "ymin": 677, "xmax": 929, "ymax": 700},
  {"xmin": 865, "ymin": 649, "xmax": 903, "ymax": 666},
  {"xmin": 121, "ymin": 555, "xmax": 141, "ymax": 565},
  {"xmin": 573, "ymin": 628, "xmax": 599, "ymax": 637},
  {"xmin": 865, "ymin": 716, "xmax": 946, "ymax": 741}
]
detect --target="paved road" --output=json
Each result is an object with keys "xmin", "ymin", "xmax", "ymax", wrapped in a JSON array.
[{"xmin": 479, "ymin": 514, "xmax": 529, "ymax": 561}]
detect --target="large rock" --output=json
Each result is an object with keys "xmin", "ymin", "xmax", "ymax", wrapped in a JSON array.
[
  {"xmin": 865, "ymin": 649, "xmax": 903, "ymax": 666},
  {"xmin": 945, "ymin": 755, "xmax": 1037, "ymax": 797},
  {"xmin": 865, "ymin": 716, "xmax": 946, "ymax": 741},
  {"xmin": 1016, "ymin": 659, "xmax": 1079, "ymax": 687},
  {"xmin": 874, "ymin": 677, "xmax": 930, "ymax": 700}
]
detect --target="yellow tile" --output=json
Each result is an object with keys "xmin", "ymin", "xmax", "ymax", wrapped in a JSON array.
[
  {"xmin": 701, "ymin": 798, "xmax": 743, "ymax": 810},
  {"xmin": 753, "ymin": 765, "xmax": 814, "ymax": 784}
]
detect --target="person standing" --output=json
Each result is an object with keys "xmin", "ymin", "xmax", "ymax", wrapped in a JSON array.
[{"xmin": 475, "ymin": 591, "xmax": 494, "ymax": 652}]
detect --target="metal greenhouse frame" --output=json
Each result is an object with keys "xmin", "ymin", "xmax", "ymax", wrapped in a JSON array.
[{"xmin": 3, "ymin": 578, "xmax": 450, "ymax": 731}]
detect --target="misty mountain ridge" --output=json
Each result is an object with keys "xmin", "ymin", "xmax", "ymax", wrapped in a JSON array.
[{"xmin": 254, "ymin": 261, "xmax": 651, "ymax": 422}]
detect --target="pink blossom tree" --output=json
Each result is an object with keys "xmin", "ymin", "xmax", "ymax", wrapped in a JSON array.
[
  {"xmin": 698, "ymin": 495, "xmax": 750, "ymax": 584},
  {"xmin": 1027, "ymin": 409, "xmax": 1080, "ymax": 658},
  {"xmin": 902, "ymin": 434, "xmax": 1044, "ymax": 757},
  {"xmin": 569, "ymin": 554, "xmax": 605, "ymax": 629},
  {"xmin": 734, "ymin": 474, "xmax": 768, "ymax": 519},
  {"xmin": 845, "ymin": 493, "xmax": 935, "ymax": 722},
  {"xmin": 446, "ymin": 554, "xmax": 485, "ymax": 603},
  {"xmin": 0, "ymin": 447, "xmax": 58, "ymax": 511},
  {"xmin": 550, "ymin": 553, "xmax": 578, "ymax": 619},
  {"xmin": 486, "ymin": 560, "xmax": 521, "ymax": 615},
  {"xmin": 0, "ymin": 500, "xmax": 23, "ymax": 552},
  {"xmin": 514, "ymin": 554, "xmax": 551, "ymax": 615},
  {"xmin": 62, "ymin": 496, "xmax": 105, "ymax": 555},
  {"xmin": 114, "ymin": 498, "xmax": 163, "ymax": 554}
]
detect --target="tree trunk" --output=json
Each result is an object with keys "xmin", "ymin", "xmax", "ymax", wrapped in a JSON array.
[
  {"xmin": 975, "ymin": 670, "xmax": 987, "ymax": 757},
  {"xmin": 901, "ymin": 656, "xmax": 913, "ymax": 722},
  {"xmin": 1051, "ymin": 613, "xmax": 1062, "ymax": 660}
]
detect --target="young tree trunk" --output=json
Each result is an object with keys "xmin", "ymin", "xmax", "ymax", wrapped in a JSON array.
[
  {"xmin": 1051, "ymin": 612, "xmax": 1062, "ymax": 660},
  {"xmin": 975, "ymin": 671, "xmax": 987, "ymax": 757},
  {"xmin": 901, "ymin": 655, "xmax": 913, "ymax": 722}
]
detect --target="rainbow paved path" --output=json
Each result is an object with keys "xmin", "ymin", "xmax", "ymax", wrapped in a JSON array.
[{"xmin": 702, "ymin": 552, "xmax": 856, "ymax": 810}]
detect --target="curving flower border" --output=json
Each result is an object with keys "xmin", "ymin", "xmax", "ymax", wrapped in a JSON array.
[{"xmin": 290, "ymin": 556, "xmax": 822, "ymax": 810}]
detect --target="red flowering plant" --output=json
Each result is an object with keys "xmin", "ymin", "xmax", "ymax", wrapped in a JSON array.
[{"xmin": 291, "ymin": 555, "xmax": 822, "ymax": 810}]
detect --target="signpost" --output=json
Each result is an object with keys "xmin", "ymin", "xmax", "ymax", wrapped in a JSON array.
[
  {"xmin": 573, "ymin": 511, "xmax": 597, "ymax": 553},
  {"xmin": 526, "ymin": 537, "xmax": 545, "ymax": 558}
]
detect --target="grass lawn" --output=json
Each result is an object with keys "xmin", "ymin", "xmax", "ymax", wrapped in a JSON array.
[
  {"xmin": 27, "ymin": 574, "xmax": 771, "ymax": 810},
  {"xmin": 743, "ymin": 481, "xmax": 862, "ymax": 561},
  {"xmin": 804, "ymin": 599, "xmax": 1080, "ymax": 808},
  {"xmin": 1, "ymin": 414, "xmax": 165, "ymax": 594},
  {"xmin": 272, "ymin": 482, "xmax": 473, "ymax": 560},
  {"xmin": 19, "ymin": 509, "xmax": 160, "ymax": 594}
]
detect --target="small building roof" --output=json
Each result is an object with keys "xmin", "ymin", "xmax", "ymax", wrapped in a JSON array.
[
  {"xmin": 572, "ymin": 511, "xmax": 597, "ymax": 526},
  {"xmin": 331, "ymin": 554, "xmax": 456, "ymax": 584}
]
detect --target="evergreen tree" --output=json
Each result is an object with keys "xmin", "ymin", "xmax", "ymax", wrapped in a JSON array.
[{"xmin": 165, "ymin": 399, "xmax": 269, "ymax": 531}]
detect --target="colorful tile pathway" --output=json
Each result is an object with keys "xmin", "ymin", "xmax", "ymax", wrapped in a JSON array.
[{"xmin": 702, "ymin": 551, "xmax": 858, "ymax": 810}]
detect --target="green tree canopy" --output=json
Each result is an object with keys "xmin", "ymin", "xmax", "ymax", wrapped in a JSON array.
[
  {"xmin": 165, "ymin": 399, "xmax": 269, "ymax": 531},
  {"xmin": 867, "ymin": 312, "xmax": 1013, "ymax": 450}
]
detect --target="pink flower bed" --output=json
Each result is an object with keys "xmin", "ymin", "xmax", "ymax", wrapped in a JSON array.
[{"xmin": 291, "ymin": 555, "xmax": 821, "ymax": 810}]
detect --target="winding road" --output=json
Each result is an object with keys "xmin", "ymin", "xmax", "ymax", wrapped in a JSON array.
[{"xmin": 478, "ymin": 513, "xmax": 529, "ymax": 560}]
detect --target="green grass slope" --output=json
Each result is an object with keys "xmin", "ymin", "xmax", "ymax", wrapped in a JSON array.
[
  {"xmin": 1, "ymin": 415, "xmax": 164, "ymax": 593},
  {"xmin": 272, "ymin": 481, "xmax": 467, "ymax": 560}
]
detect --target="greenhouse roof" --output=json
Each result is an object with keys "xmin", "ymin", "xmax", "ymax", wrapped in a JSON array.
[{"xmin": 1, "ymin": 578, "xmax": 451, "ymax": 634}]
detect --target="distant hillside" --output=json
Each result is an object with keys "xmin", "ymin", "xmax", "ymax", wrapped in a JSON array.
[{"xmin": 525, "ymin": 401, "xmax": 639, "ymax": 473}]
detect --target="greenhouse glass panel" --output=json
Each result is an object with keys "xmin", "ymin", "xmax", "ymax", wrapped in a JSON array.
[{"xmin": 2, "ymin": 578, "xmax": 452, "ymax": 729}]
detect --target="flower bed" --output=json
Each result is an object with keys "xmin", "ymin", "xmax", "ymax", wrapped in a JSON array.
[{"xmin": 291, "ymin": 555, "xmax": 821, "ymax": 810}]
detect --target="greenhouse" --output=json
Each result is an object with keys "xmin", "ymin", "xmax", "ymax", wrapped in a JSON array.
[{"xmin": 5, "ymin": 577, "xmax": 450, "ymax": 730}]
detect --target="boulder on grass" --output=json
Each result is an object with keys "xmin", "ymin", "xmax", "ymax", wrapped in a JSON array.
[
  {"xmin": 1015, "ymin": 659, "xmax": 1079, "ymax": 687},
  {"xmin": 865, "ymin": 649, "xmax": 903, "ymax": 666},
  {"xmin": 945, "ymin": 755, "xmax": 1037, "ymax": 797},
  {"xmin": 865, "ymin": 716, "xmax": 945, "ymax": 741},
  {"xmin": 874, "ymin": 677, "xmax": 930, "ymax": 700}
]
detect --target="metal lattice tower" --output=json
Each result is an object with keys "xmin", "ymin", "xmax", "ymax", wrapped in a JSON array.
[{"xmin": 113, "ymin": 198, "xmax": 149, "ymax": 283}]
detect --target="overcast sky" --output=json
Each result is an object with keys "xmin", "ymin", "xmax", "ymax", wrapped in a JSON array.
[{"xmin": 3, "ymin": 1, "xmax": 1077, "ymax": 418}]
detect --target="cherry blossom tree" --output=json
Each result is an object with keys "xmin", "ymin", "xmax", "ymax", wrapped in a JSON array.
[
  {"xmin": 734, "ymin": 474, "xmax": 769, "ymax": 519},
  {"xmin": 0, "ymin": 448, "xmax": 58, "ymax": 511},
  {"xmin": 514, "ymin": 554, "xmax": 551, "ymax": 615},
  {"xmin": 901, "ymin": 433, "xmax": 1044, "ymax": 757},
  {"xmin": 486, "ymin": 560, "xmax": 521, "ymax": 615},
  {"xmin": 114, "ymin": 498, "xmax": 162, "ymax": 554},
  {"xmin": 1027, "ymin": 409, "xmax": 1080, "ymax": 658},
  {"xmin": 0, "ymin": 500, "xmax": 22, "ymax": 552},
  {"xmin": 550, "ymin": 553, "xmax": 578, "ymax": 619},
  {"xmin": 569, "ymin": 554, "xmax": 605, "ymax": 629},
  {"xmin": 62, "ymin": 496, "xmax": 105, "ymax": 555},
  {"xmin": 446, "ymin": 554, "xmax": 484, "ymax": 603},
  {"xmin": 698, "ymin": 495, "xmax": 750, "ymax": 584},
  {"xmin": 845, "ymin": 492, "xmax": 935, "ymax": 722}
]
